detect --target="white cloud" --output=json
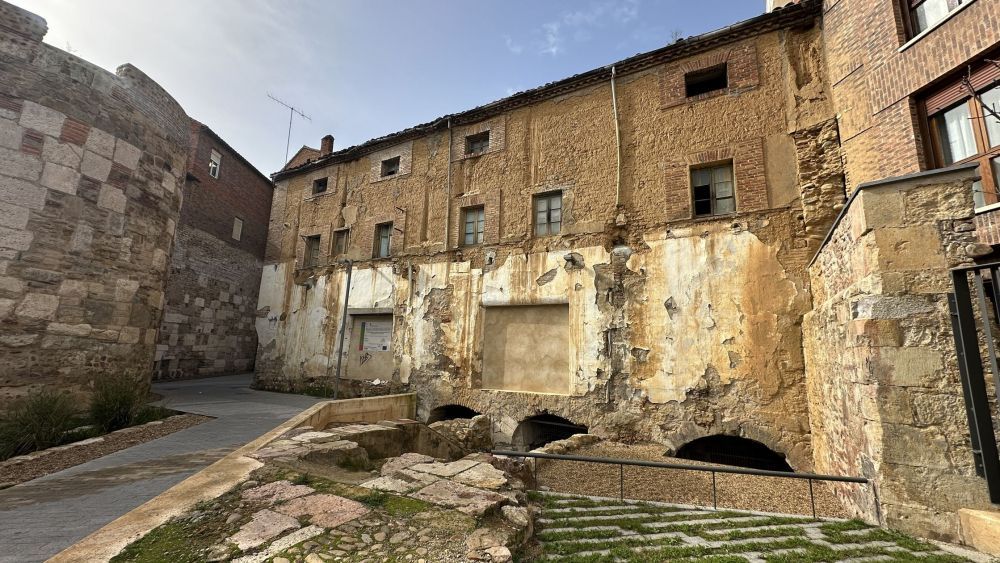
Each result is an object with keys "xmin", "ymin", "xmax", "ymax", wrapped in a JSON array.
[
  {"xmin": 503, "ymin": 34, "xmax": 523, "ymax": 55},
  {"xmin": 535, "ymin": 0, "xmax": 641, "ymax": 56}
]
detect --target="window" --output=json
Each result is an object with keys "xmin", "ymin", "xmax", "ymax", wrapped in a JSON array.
[
  {"xmin": 231, "ymin": 217, "xmax": 243, "ymax": 241},
  {"xmin": 312, "ymin": 177, "xmax": 328, "ymax": 195},
  {"xmin": 333, "ymin": 229, "xmax": 349, "ymax": 256},
  {"xmin": 374, "ymin": 222, "xmax": 392, "ymax": 258},
  {"xmin": 534, "ymin": 192, "xmax": 562, "ymax": 237},
  {"xmin": 209, "ymin": 149, "xmax": 221, "ymax": 179},
  {"xmin": 380, "ymin": 156, "xmax": 400, "ymax": 178},
  {"xmin": 691, "ymin": 162, "xmax": 736, "ymax": 217},
  {"xmin": 685, "ymin": 64, "xmax": 728, "ymax": 98},
  {"xmin": 465, "ymin": 131, "xmax": 490, "ymax": 155},
  {"xmin": 907, "ymin": 0, "xmax": 968, "ymax": 35},
  {"xmin": 304, "ymin": 235, "xmax": 322, "ymax": 267},
  {"xmin": 927, "ymin": 80, "xmax": 1000, "ymax": 207},
  {"xmin": 462, "ymin": 206, "xmax": 485, "ymax": 246}
]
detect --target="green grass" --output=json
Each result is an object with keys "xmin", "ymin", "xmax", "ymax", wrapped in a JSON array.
[{"xmin": 111, "ymin": 513, "xmax": 234, "ymax": 563}]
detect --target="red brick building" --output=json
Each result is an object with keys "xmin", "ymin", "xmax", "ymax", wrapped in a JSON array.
[{"xmin": 154, "ymin": 121, "xmax": 273, "ymax": 379}]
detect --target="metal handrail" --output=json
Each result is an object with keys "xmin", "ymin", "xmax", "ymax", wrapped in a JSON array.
[{"xmin": 492, "ymin": 449, "xmax": 870, "ymax": 519}]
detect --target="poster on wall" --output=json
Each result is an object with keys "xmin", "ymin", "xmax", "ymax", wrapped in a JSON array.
[{"xmin": 360, "ymin": 320, "xmax": 391, "ymax": 352}]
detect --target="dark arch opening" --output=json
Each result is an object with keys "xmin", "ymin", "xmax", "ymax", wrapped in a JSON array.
[
  {"xmin": 427, "ymin": 404, "xmax": 481, "ymax": 424},
  {"xmin": 512, "ymin": 413, "xmax": 588, "ymax": 451},
  {"xmin": 675, "ymin": 435, "xmax": 793, "ymax": 472}
]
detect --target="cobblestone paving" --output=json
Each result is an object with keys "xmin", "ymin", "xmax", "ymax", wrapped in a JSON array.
[{"xmin": 534, "ymin": 493, "xmax": 977, "ymax": 562}]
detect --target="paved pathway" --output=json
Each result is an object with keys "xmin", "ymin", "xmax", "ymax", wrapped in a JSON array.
[{"xmin": 0, "ymin": 374, "xmax": 322, "ymax": 563}]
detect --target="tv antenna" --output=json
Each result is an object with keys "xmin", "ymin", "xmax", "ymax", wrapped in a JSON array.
[{"xmin": 267, "ymin": 93, "xmax": 312, "ymax": 164}]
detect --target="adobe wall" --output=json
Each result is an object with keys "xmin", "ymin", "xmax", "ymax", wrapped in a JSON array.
[
  {"xmin": 804, "ymin": 164, "xmax": 992, "ymax": 541},
  {"xmin": 0, "ymin": 0, "xmax": 188, "ymax": 404},
  {"xmin": 254, "ymin": 22, "xmax": 843, "ymax": 469}
]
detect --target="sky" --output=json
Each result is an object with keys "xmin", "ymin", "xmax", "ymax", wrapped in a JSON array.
[{"xmin": 12, "ymin": 0, "xmax": 764, "ymax": 176}]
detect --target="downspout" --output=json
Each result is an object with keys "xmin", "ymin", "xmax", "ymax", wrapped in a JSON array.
[
  {"xmin": 610, "ymin": 66, "xmax": 623, "ymax": 209},
  {"xmin": 443, "ymin": 118, "xmax": 453, "ymax": 251},
  {"xmin": 332, "ymin": 259, "xmax": 353, "ymax": 399}
]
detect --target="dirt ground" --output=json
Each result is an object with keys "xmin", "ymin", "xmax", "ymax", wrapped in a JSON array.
[{"xmin": 535, "ymin": 441, "xmax": 851, "ymax": 518}]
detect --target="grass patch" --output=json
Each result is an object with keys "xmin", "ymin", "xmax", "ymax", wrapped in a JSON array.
[
  {"xmin": 111, "ymin": 512, "xmax": 233, "ymax": 563},
  {"xmin": 538, "ymin": 528, "xmax": 625, "ymax": 542},
  {"xmin": 0, "ymin": 389, "xmax": 83, "ymax": 460},
  {"xmin": 544, "ymin": 535, "xmax": 684, "ymax": 556}
]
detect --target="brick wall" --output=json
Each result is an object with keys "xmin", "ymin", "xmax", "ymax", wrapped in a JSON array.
[{"xmin": 154, "ymin": 123, "xmax": 273, "ymax": 380}]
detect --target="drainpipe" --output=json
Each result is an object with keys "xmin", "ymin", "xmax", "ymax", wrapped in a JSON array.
[
  {"xmin": 332, "ymin": 259, "xmax": 353, "ymax": 399},
  {"xmin": 610, "ymin": 66, "xmax": 623, "ymax": 209},
  {"xmin": 443, "ymin": 118, "xmax": 453, "ymax": 251}
]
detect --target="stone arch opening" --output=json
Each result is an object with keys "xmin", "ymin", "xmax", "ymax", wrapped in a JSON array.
[
  {"xmin": 512, "ymin": 413, "xmax": 588, "ymax": 451},
  {"xmin": 427, "ymin": 404, "xmax": 481, "ymax": 424},
  {"xmin": 675, "ymin": 435, "xmax": 793, "ymax": 472}
]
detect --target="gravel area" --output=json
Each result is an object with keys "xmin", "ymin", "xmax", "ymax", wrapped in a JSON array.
[
  {"xmin": 536, "ymin": 442, "xmax": 851, "ymax": 518},
  {"xmin": 0, "ymin": 414, "xmax": 210, "ymax": 487}
]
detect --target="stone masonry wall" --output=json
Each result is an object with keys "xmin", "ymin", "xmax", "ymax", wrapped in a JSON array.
[
  {"xmin": 154, "ymin": 123, "xmax": 272, "ymax": 380},
  {"xmin": 0, "ymin": 1, "xmax": 188, "ymax": 405},
  {"xmin": 804, "ymin": 165, "xmax": 992, "ymax": 541}
]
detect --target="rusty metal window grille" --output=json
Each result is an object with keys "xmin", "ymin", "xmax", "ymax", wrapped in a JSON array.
[
  {"xmin": 462, "ymin": 206, "xmax": 485, "ymax": 246},
  {"xmin": 691, "ymin": 162, "xmax": 735, "ymax": 217},
  {"xmin": 534, "ymin": 192, "xmax": 562, "ymax": 237}
]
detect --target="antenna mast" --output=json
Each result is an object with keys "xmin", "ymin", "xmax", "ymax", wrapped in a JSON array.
[{"xmin": 267, "ymin": 93, "xmax": 312, "ymax": 164}]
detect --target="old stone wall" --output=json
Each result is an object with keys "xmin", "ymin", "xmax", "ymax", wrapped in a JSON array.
[
  {"xmin": 154, "ymin": 123, "xmax": 272, "ymax": 380},
  {"xmin": 804, "ymin": 164, "xmax": 992, "ymax": 541},
  {"xmin": 255, "ymin": 16, "xmax": 842, "ymax": 471},
  {"xmin": 0, "ymin": 0, "xmax": 188, "ymax": 405}
]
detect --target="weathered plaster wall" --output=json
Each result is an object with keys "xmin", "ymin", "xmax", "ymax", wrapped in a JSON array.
[
  {"xmin": 0, "ymin": 1, "xmax": 187, "ymax": 405},
  {"xmin": 804, "ymin": 165, "xmax": 992, "ymax": 541},
  {"xmin": 254, "ymin": 21, "xmax": 838, "ymax": 470}
]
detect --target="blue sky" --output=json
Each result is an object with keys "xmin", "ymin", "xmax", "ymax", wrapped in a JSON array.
[{"xmin": 13, "ymin": 0, "xmax": 763, "ymax": 175}]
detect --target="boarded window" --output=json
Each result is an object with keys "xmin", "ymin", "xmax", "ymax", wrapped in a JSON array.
[
  {"xmin": 312, "ymin": 177, "xmax": 328, "ymax": 195},
  {"xmin": 374, "ymin": 222, "xmax": 392, "ymax": 258},
  {"xmin": 380, "ymin": 156, "xmax": 400, "ymax": 177},
  {"xmin": 333, "ymin": 229, "xmax": 349, "ymax": 256},
  {"xmin": 482, "ymin": 305, "xmax": 570, "ymax": 394},
  {"xmin": 465, "ymin": 131, "xmax": 490, "ymax": 155},
  {"xmin": 533, "ymin": 191, "xmax": 562, "ymax": 237},
  {"xmin": 685, "ymin": 64, "xmax": 728, "ymax": 97},
  {"xmin": 231, "ymin": 217, "xmax": 243, "ymax": 241},
  {"xmin": 304, "ymin": 235, "xmax": 322, "ymax": 267},
  {"xmin": 209, "ymin": 149, "xmax": 222, "ymax": 178},
  {"xmin": 462, "ymin": 206, "xmax": 485, "ymax": 246},
  {"xmin": 691, "ymin": 162, "xmax": 736, "ymax": 217}
]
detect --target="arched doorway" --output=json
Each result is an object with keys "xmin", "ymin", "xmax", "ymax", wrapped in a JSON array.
[
  {"xmin": 427, "ymin": 404, "xmax": 480, "ymax": 424},
  {"xmin": 675, "ymin": 435, "xmax": 793, "ymax": 472},
  {"xmin": 512, "ymin": 413, "xmax": 588, "ymax": 451}
]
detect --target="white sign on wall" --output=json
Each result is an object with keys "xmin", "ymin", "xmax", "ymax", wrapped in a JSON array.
[{"xmin": 360, "ymin": 320, "xmax": 391, "ymax": 352}]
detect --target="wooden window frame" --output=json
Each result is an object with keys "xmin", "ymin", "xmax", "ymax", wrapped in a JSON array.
[
  {"xmin": 333, "ymin": 228, "xmax": 350, "ymax": 257},
  {"xmin": 461, "ymin": 206, "xmax": 485, "ymax": 246},
  {"xmin": 465, "ymin": 131, "xmax": 490, "ymax": 156},
  {"xmin": 901, "ymin": 0, "xmax": 967, "ymax": 39},
  {"xmin": 690, "ymin": 161, "xmax": 737, "ymax": 218},
  {"xmin": 380, "ymin": 156, "xmax": 400, "ymax": 178},
  {"xmin": 925, "ymin": 77, "xmax": 1000, "ymax": 207},
  {"xmin": 374, "ymin": 222, "xmax": 393, "ymax": 258},
  {"xmin": 533, "ymin": 191, "xmax": 563, "ymax": 237},
  {"xmin": 684, "ymin": 64, "xmax": 729, "ymax": 98},
  {"xmin": 312, "ymin": 177, "xmax": 328, "ymax": 195},
  {"xmin": 304, "ymin": 234, "xmax": 322, "ymax": 268}
]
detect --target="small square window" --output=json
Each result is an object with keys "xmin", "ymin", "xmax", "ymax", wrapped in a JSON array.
[
  {"xmin": 209, "ymin": 149, "xmax": 222, "ymax": 179},
  {"xmin": 380, "ymin": 156, "xmax": 401, "ymax": 178},
  {"xmin": 685, "ymin": 64, "xmax": 728, "ymax": 98},
  {"xmin": 312, "ymin": 177, "xmax": 328, "ymax": 195},
  {"xmin": 333, "ymin": 229, "xmax": 349, "ymax": 256},
  {"xmin": 304, "ymin": 235, "xmax": 322, "ymax": 267},
  {"xmin": 462, "ymin": 206, "xmax": 485, "ymax": 246},
  {"xmin": 691, "ymin": 162, "xmax": 736, "ymax": 218},
  {"xmin": 374, "ymin": 222, "xmax": 393, "ymax": 258},
  {"xmin": 533, "ymin": 192, "xmax": 562, "ymax": 237},
  {"xmin": 465, "ymin": 131, "xmax": 490, "ymax": 155},
  {"xmin": 231, "ymin": 217, "xmax": 243, "ymax": 241}
]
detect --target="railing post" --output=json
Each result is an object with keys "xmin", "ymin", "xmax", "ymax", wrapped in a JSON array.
[
  {"xmin": 808, "ymin": 478, "xmax": 816, "ymax": 520},
  {"xmin": 619, "ymin": 464, "xmax": 624, "ymax": 502},
  {"xmin": 711, "ymin": 471, "xmax": 717, "ymax": 510}
]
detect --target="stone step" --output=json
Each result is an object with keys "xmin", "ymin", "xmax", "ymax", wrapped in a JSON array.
[
  {"xmin": 545, "ymin": 504, "xmax": 659, "ymax": 514},
  {"xmin": 539, "ymin": 508, "xmax": 712, "ymax": 525}
]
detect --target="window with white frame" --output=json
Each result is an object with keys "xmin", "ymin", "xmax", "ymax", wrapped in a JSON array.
[
  {"xmin": 533, "ymin": 192, "xmax": 562, "ymax": 237},
  {"xmin": 209, "ymin": 149, "xmax": 222, "ymax": 179}
]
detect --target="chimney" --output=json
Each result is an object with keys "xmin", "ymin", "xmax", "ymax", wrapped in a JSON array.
[{"xmin": 320, "ymin": 135, "xmax": 334, "ymax": 156}]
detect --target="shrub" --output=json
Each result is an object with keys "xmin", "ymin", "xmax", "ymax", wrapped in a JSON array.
[
  {"xmin": 0, "ymin": 389, "xmax": 80, "ymax": 460},
  {"xmin": 90, "ymin": 372, "xmax": 149, "ymax": 433}
]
